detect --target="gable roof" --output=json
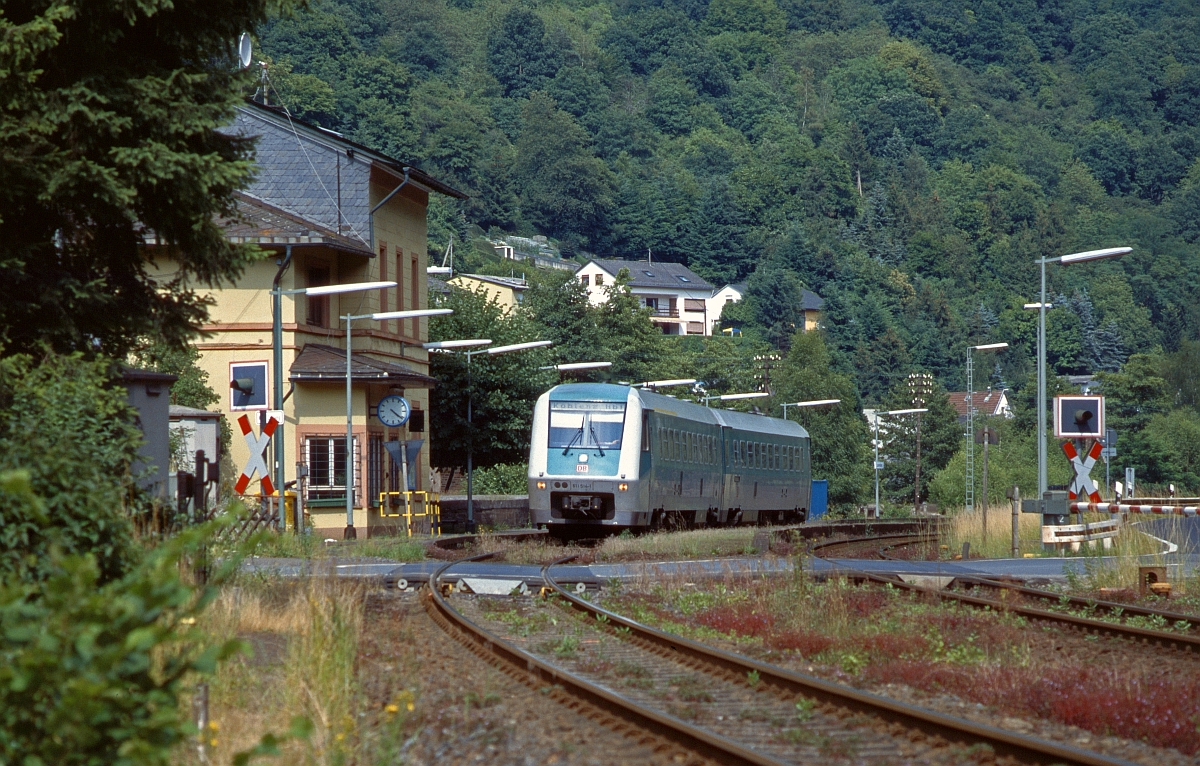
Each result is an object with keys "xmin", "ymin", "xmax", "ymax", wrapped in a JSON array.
[
  {"xmin": 947, "ymin": 389, "xmax": 1010, "ymax": 419},
  {"xmin": 289, "ymin": 344, "xmax": 438, "ymax": 388},
  {"xmin": 588, "ymin": 259, "xmax": 713, "ymax": 290},
  {"xmin": 454, "ymin": 273, "xmax": 529, "ymax": 291}
]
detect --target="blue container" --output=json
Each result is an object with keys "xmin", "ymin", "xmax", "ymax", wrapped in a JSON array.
[{"xmin": 809, "ymin": 480, "xmax": 829, "ymax": 520}]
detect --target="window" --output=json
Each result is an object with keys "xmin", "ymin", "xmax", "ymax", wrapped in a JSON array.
[
  {"xmin": 686, "ymin": 322, "xmax": 704, "ymax": 335},
  {"xmin": 581, "ymin": 274, "xmax": 590, "ymax": 286},
  {"xmin": 410, "ymin": 255, "xmax": 419, "ymax": 336},
  {"xmin": 774, "ymin": 444, "xmax": 780, "ymax": 470},
  {"xmin": 642, "ymin": 412, "xmax": 651, "ymax": 452},
  {"xmin": 684, "ymin": 299, "xmax": 705, "ymax": 312},
  {"xmin": 643, "ymin": 270, "xmax": 655, "ymax": 277},
  {"xmin": 369, "ymin": 434, "xmax": 384, "ymax": 506},
  {"xmin": 305, "ymin": 435, "xmax": 359, "ymax": 503},
  {"xmin": 595, "ymin": 273, "xmax": 604, "ymax": 286},
  {"xmin": 644, "ymin": 297, "xmax": 659, "ymax": 311},
  {"xmin": 305, "ymin": 264, "xmax": 330, "ymax": 327},
  {"xmin": 660, "ymin": 427, "xmax": 668, "ymax": 456},
  {"xmin": 677, "ymin": 275, "xmax": 690, "ymax": 282},
  {"xmin": 549, "ymin": 401, "xmax": 626, "ymax": 451}
]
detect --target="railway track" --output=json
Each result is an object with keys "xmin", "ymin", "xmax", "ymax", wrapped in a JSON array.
[
  {"xmin": 811, "ymin": 535, "xmax": 1200, "ymax": 654},
  {"xmin": 808, "ymin": 532, "xmax": 935, "ymax": 560},
  {"xmin": 426, "ymin": 550, "xmax": 1136, "ymax": 765}
]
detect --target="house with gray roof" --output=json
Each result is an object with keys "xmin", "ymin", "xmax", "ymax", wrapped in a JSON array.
[
  {"xmin": 706, "ymin": 283, "xmax": 825, "ymax": 335},
  {"xmin": 576, "ymin": 259, "xmax": 716, "ymax": 335}
]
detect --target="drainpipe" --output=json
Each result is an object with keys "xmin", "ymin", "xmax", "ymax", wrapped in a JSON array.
[
  {"xmin": 368, "ymin": 167, "xmax": 411, "ymax": 250},
  {"xmin": 272, "ymin": 245, "xmax": 294, "ymax": 528}
]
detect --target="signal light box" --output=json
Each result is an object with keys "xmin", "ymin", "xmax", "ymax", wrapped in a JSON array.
[
  {"xmin": 1054, "ymin": 395, "xmax": 1104, "ymax": 439},
  {"xmin": 229, "ymin": 361, "xmax": 269, "ymax": 411}
]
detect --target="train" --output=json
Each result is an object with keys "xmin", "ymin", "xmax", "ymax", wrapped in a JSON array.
[{"xmin": 528, "ymin": 382, "xmax": 812, "ymax": 537}]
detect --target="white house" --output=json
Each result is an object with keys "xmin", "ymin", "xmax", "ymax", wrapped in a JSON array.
[
  {"xmin": 706, "ymin": 283, "xmax": 747, "ymax": 334},
  {"xmin": 706, "ymin": 283, "xmax": 826, "ymax": 335},
  {"xmin": 576, "ymin": 259, "xmax": 716, "ymax": 335}
]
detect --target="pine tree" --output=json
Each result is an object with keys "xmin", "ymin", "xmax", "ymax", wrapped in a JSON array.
[
  {"xmin": 1092, "ymin": 321, "xmax": 1127, "ymax": 373},
  {"xmin": 0, "ymin": 0, "xmax": 284, "ymax": 357}
]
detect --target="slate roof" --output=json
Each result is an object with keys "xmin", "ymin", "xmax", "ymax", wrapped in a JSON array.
[
  {"xmin": 289, "ymin": 344, "xmax": 438, "ymax": 388},
  {"xmin": 223, "ymin": 192, "xmax": 372, "ymax": 253},
  {"xmin": 589, "ymin": 259, "xmax": 713, "ymax": 290},
  {"xmin": 800, "ymin": 289, "xmax": 824, "ymax": 312}
]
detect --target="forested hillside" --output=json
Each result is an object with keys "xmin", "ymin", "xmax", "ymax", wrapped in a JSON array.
[{"xmin": 259, "ymin": 0, "xmax": 1200, "ymax": 499}]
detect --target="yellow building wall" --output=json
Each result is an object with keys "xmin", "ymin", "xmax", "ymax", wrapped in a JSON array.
[{"xmin": 447, "ymin": 276, "xmax": 520, "ymax": 311}]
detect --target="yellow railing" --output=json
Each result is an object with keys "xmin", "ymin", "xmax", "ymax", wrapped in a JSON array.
[{"xmin": 378, "ymin": 491, "xmax": 441, "ymax": 537}]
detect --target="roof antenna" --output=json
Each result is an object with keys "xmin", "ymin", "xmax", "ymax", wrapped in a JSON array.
[
  {"xmin": 428, "ymin": 235, "xmax": 453, "ymax": 276},
  {"xmin": 648, "ymin": 247, "xmax": 652, "ymax": 263}
]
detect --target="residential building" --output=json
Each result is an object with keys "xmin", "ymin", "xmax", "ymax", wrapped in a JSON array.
[
  {"xmin": 447, "ymin": 273, "xmax": 529, "ymax": 311},
  {"xmin": 576, "ymin": 259, "xmax": 715, "ymax": 335},
  {"xmin": 947, "ymin": 388, "xmax": 1014, "ymax": 422},
  {"xmin": 707, "ymin": 283, "xmax": 825, "ymax": 335},
  {"xmin": 150, "ymin": 100, "xmax": 466, "ymax": 538}
]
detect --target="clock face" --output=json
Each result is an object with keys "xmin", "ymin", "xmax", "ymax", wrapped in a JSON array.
[{"xmin": 377, "ymin": 395, "xmax": 411, "ymax": 427}]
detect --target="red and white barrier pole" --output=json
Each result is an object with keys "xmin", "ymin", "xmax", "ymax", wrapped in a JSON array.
[{"xmin": 1070, "ymin": 502, "xmax": 1199, "ymax": 517}]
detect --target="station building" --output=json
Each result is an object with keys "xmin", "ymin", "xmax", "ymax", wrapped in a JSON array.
[{"xmin": 150, "ymin": 100, "xmax": 465, "ymax": 538}]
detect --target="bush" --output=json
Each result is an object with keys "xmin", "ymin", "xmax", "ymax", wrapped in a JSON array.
[
  {"xmin": 471, "ymin": 462, "xmax": 529, "ymax": 494},
  {"xmin": 0, "ymin": 473, "xmax": 241, "ymax": 765},
  {"xmin": 0, "ymin": 353, "xmax": 144, "ymax": 585}
]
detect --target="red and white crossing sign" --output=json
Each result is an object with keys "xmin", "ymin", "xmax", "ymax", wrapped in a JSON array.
[
  {"xmin": 1062, "ymin": 440, "xmax": 1103, "ymax": 504},
  {"xmin": 235, "ymin": 413, "xmax": 280, "ymax": 495}
]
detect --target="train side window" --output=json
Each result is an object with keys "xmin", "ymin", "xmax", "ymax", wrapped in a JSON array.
[
  {"xmin": 642, "ymin": 413, "xmax": 651, "ymax": 452},
  {"xmin": 660, "ymin": 427, "xmax": 668, "ymax": 456},
  {"xmin": 774, "ymin": 444, "xmax": 780, "ymax": 470},
  {"xmin": 787, "ymin": 446, "xmax": 793, "ymax": 471}
]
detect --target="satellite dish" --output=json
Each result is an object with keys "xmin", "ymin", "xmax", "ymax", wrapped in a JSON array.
[{"xmin": 238, "ymin": 33, "xmax": 253, "ymax": 69}]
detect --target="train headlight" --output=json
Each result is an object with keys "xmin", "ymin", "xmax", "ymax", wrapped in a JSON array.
[
  {"xmin": 618, "ymin": 483, "xmax": 628, "ymax": 492},
  {"xmin": 536, "ymin": 481, "xmax": 546, "ymax": 490}
]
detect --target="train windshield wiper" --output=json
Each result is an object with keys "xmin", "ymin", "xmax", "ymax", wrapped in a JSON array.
[
  {"xmin": 562, "ymin": 425, "xmax": 584, "ymax": 455},
  {"xmin": 589, "ymin": 424, "xmax": 605, "ymax": 456}
]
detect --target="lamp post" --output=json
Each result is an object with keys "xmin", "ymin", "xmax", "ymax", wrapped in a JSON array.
[
  {"xmin": 702, "ymin": 391, "xmax": 770, "ymax": 407},
  {"xmin": 271, "ymin": 272, "xmax": 396, "ymax": 531},
  {"xmin": 965, "ymin": 343, "xmax": 1008, "ymax": 516},
  {"xmin": 1033, "ymin": 246, "xmax": 1131, "ymax": 495},
  {"xmin": 456, "ymin": 340, "xmax": 553, "ymax": 533},
  {"xmin": 342, "ymin": 308, "xmax": 452, "ymax": 539},
  {"xmin": 871, "ymin": 408, "xmax": 927, "ymax": 519},
  {"xmin": 780, "ymin": 399, "xmax": 840, "ymax": 420}
]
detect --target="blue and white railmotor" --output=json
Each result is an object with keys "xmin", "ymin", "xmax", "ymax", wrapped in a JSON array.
[{"xmin": 528, "ymin": 383, "xmax": 811, "ymax": 537}]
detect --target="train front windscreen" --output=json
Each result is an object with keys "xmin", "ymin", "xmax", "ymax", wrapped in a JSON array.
[{"xmin": 548, "ymin": 401, "xmax": 626, "ymax": 452}]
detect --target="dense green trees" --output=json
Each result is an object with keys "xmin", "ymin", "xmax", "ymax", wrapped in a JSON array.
[
  {"xmin": 257, "ymin": 0, "xmax": 1200, "ymax": 498},
  {"xmin": 0, "ymin": 0, "xmax": 280, "ymax": 358}
]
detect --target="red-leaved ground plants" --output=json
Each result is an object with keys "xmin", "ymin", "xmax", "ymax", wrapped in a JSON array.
[{"xmin": 615, "ymin": 581, "xmax": 1200, "ymax": 755}]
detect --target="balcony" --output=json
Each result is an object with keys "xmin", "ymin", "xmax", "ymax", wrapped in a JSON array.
[{"xmin": 647, "ymin": 307, "xmax": 680, "ymax": 319}]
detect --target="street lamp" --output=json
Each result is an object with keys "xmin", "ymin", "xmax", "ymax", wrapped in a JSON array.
[
  {"xmin": 966, "ymin": 343, "xmax": 1008, "ymax": 516},
  {"xmin": 1033, "ymin": 247, "xmax": 1131, "ymax": 495},
  {"xmin": 780, "ymin": 399, "xmax": 840, "ymax": 420},
  {"xmin": 637, "ymin": 378, "xmax": 698, "ymax": 389},
  {"xmin": 342, "ymin": 308, "xmax": 452, "ymax": 539},
  {"xmin": 458, "ymin": 339, "xmax": 553, "ymax": 532},
  {"xmin": 702, "ymin": 391, "xmax": 770, "ymax": 407},
  {"xmin": 871, "ymin": 408, "xmax": 927, "ymax": 519},
  {"xmin": 542, "ymin": 361, "xmax": 613, "ymax": 372},
  {"xmin": 271, "ymin": 271, "xmax": 396, "ymax": 531}
]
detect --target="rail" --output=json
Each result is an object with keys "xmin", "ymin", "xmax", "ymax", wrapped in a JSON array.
[
  {"xmin": 541, "ymin": 555, "xmax": 1132, "ymax": 766},
  {"xmin": 426, "ymin": 553, "xmax": 786, "ymax": 766},
  {"xmin": 810, "ymin": 535, "xmax": 1200, "ymax": 653}
]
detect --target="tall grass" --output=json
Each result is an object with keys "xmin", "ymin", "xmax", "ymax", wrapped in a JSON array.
[
  {"xmin": 943, "ymin": 508, "xmax": 1043, "ymax": 559},
  {"xmin": 252, "ymin": 531, "xmax": 426, "ymax": 562},
  {"xmin": 942, "ymin": 508, "xmax": 1191, "ymax": 591},
  {"xmin": 185, "ymin": 574, "xmax": 367, "ymax": 765}
]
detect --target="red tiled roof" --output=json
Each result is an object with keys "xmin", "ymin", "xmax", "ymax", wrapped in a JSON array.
[{"xmin": 947, "ymin": 389, "xmax": 1008, "ymax": 418}]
